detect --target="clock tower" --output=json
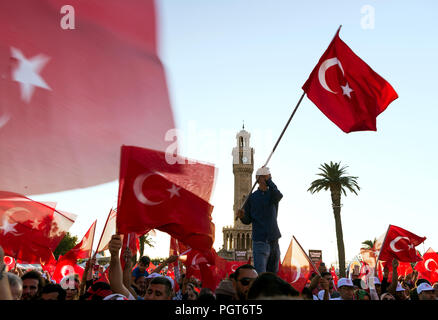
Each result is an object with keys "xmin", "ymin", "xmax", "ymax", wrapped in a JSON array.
[{"xmin": 219, "ymin": 125, "xmax": 254, "ymax": 261}]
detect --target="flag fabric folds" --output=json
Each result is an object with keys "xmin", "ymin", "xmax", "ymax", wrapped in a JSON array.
[
  {"xmin": 278, "ymin": 236, "xmax": 319, "ymax": 293},
  {"xmin": 378, "ymin": 225, "xmax": 425, "ymax": 263},
  {"xmin": 0, "ymin": 191, "xmax": 76, "ymax": 263},
  {"xmin": 116, "ymin": 146, "xmax": 216, "ymax": 251},
  {"xmin": 63, "ymin": 220, "xmax": 97, "ymax": 261},
  {"xmin": 302, "ymin": 28, "xmax": 398, "ymax": 133},
  {"xmin": 0, "ymin": 0, "xmax": 175, "ymax": 195},
  {"xmin": 96, "ymin": 209, "xmax": 117, "ymax": 253},
  {"xmin": 415, "ymin": 248, "xmax": 438, "ymax": 284}
]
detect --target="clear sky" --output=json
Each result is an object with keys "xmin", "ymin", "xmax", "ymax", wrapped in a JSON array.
[{"xmin": 31, "ymin": 0, "xmax": 438, "ymax": 266}]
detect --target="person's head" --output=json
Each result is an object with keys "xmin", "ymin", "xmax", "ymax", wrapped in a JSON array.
[
  {"xmin": 355, "ymin": 289, "xmax": 371, "ymax": 300},
  {"xmin": 138, "ymin": 256, "xmax": 151, "ymax": 273},
  {"xmin": 320, "ymin": 272, "xmax": 334, "ymax": 290},
  {"xmin": 186, "ymin": 283, "xmax": 198, "ymax": 300},
  {"xmin": 232, "ymin": 264, "xmax": 258, "ymax": 300},
  {"xmin": 247, "ymin": 272, "xmax": 300, "ymax": 300},
  {"xmin": 380, "ymin": 292, "xmax": 396, "ymax": 300},
  {"xmin": 144, "ymin": 276, "xmax": 173, "ymax": 300},
  {"xmin": 255, "ymin": 167, "xmax": 271, "ymax": 189},
  {"xmin": 21, "ymin": 270, "xmax": 44, "ymax": 300},
  {"xmin": 368, "ymin": 276, "xmax": 381, "ymax": 296},
  {"xmin": 215, "ymin": 279, "xmax": 236, "ymax": 301},
  {"xmin": 83, "ymin": 281, "xmax": 113, "ymax": 300},
  {"xmin": 197, "ymin": 287, "xmax": 216, "ymax": 301},
  {"xmin": 433, "ymin": 282, "xmax": 438, "ymax": 300},
  {"xmin": 60, "ymin": 274, "xmax": 80, "ymax": 300},
  {"xmin": 395, "ymin": 283, "xmax": 409, "ymax": 300},
  {"xmin": 134, "ymin": 276, "xmax": 147, "ymax": 295},
  {"xmin": 40, "ymin": 284, "xmax": 66, "ymax": 300},
  {"xmin": 417, "ymin": 283, "xmax": 436, "ymax": 300},
  {"xmin": 300, "ymin": 286, "xmax": 314, "ymax": 300},
  {"xmin": 7, "ymin": 272, "xmax": 23, "ymax": 300},
  {"xmin": 336, "ymin": 278, "xmax": 355, "ymax": 300}
]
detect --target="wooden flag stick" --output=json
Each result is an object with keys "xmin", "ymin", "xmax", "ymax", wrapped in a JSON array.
[{"xmin": 236, "ymin": 91, "xmax": 305, "ymax": 220}]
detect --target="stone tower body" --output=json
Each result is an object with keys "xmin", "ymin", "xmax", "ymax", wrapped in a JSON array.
[{"xmin": 219, "ymin": 127, "xmax": 254, "ymax": 261}]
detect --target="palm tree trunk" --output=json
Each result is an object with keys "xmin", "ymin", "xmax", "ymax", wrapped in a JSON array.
[{"xmin": 331, "ymin": 188, "xmax": 346, "ymax": 278}]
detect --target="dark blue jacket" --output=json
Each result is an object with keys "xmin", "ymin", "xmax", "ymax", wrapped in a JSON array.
[{"xmin": 241, "ymin": 178, "xmax": 283, "ymax": 242}]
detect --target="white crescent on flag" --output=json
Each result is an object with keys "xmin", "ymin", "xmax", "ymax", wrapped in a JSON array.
[{"xmin": 389, "ymin": 236, "xmax": 410, "ymax": 253}]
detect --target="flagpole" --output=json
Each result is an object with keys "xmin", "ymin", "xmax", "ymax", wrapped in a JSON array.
[
  {"xmin": 89, "ymin": 220, "xmax": 97, "ymax": 261},
  {"xmin": 293, "ymin": 236, "xmax": 321, "ymax": 277},
  {"xmin": 94, "ymin": 208, "xmax": 113, "ymax": 259},
  {"xmin": 236, "ymin": 91, "xmax": 306, "ymax": 220}
]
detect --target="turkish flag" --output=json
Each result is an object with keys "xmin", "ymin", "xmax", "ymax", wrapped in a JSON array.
[
  {"xmin": 0, "ymin": 0, "xmax": 175, "ymax": 195},
  {"xmin": 64, "ymin": 220, "xmax": 97, "ymax": 261},
  {"xmin": 40, "ymin": 252, "xmax": 57, "ymax": 278},
  {"xmin": 278, "ymin": 236, "xmax": 318, "ymax": 293},
  {"xmin": 52, "ymin": 255, "xmax": 84, "ymax": 284},
  {"xmin": 302, "ymin": 28, "xmax": 398, "ymax": 133},
  {"xmin": 378, "ymin": 225, "xmax": 425, "ymax": 263},
  {"xmin": 184, "ymin": 248, "xmax": 226, "ymax": 291},
  {"xmin": 415, "ymin": 248, "xmax": 438, "ymax": 283},
  {"xmin": 120, "ymin": 232, "xmax": 140, "ymax": 270},
  {"xmin": 4, "ymin": 256, "xmax": 16, "ymax": 272},
  {"xmin": 116, "ymin": 146, "xmax": 216, "ymax": 251},
  {"xmin": 329, "ymin": 266, "xmax": 338, "ymax": 288},
  {"xmin": 96, "ymin": 209, "xmax": 117, "ymax": 253},
  {"xmin": 0, "ymin": 191, "xmax": 76, "ymax": 263}
]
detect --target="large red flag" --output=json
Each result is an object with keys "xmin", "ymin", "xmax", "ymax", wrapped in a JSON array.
[
  {"xmin": 415, "ymin": 248, "xmax": 438, "ymax": 284},
  {"xmin": 378, "ymin": 225, "xmax": 425, "ymax": 263},
  {"xmin": 278, "ymin": 236, "xmax": 319, "ymax": 293},
  {"xmin": 302, "ymin": 28, "xmax": 398, "ymax": 133},
  {"xmin": 0, "ymin": 0, "xmax": 175, "ymax": 195},
  {"xmin": 64, "ymin": 220, "xmax": 97, "ymax": 261},
  {"xmin": 0, "ymin": 191, "xmax": 76, "ymax": 263},
  {"xmin": 116, "ymin": 146, "xmax": 216, "ymax": 251},
  {"xmin": 40, "ymin": 252, "xmax": 57, "ymax": 278}
]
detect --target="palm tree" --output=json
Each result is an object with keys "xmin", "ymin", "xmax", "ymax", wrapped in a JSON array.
[
  {"xmin": 139, "ymin": 232, "xmax": 155, "ymax": 257},
  {"xmin": 308, "ymin": 161, "xmax": 360, "ymax": 278},
  {"xmin": 361, "ymin": 239, "xmax": 376, "ymax": 250}
]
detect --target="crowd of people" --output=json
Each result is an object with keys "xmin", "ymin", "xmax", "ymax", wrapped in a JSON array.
[{"xmin": 1, "ymin": 239, "xmax": 437, "ymax": 301}]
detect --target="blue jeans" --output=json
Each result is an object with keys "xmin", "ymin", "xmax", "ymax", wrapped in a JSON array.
[{"xmin": 253, "ymin": 240, "xmax": 280, "ymax": 274}]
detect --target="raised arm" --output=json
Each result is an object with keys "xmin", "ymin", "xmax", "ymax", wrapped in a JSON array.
[
  {"xmin": 122, "ymin": 247, "xmax": 138, "ymax": 299},
  {"xmin": 387, "ymin": 258, "xmax": 399, "ymax": 295},
  {"xmin": 151, "ymin": 255, "xmax": 178, "ymax": 274},
  {"xmin": 79, "ymin": 256, "xmax": 95, "ymax": 296},
  {"xmin": 0, "ymin": 246, "xmax": 12, "ymax": 300},
  {"xmin": 266, "ymin": 178, "xmax": 283, "ymax": 203},
  {"xmin": 108, "ymin": 234, "xmax": 131, "ymax": 299}
]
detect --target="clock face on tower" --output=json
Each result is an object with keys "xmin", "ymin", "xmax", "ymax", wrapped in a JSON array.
[{"xmin": 242, "ymin": 156, "xmax": 248, "ymax": 164}]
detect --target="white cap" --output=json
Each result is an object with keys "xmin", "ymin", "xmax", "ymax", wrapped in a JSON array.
[
  {"xmin": 317, "ymin": 290, "xmax": 328, "ymax": 300},
  {"xmin": 368, "ymin": 276, "xmax": 381, "ymax": 286},
  {"xmin": 396, "ymin": 283, "xmax": 405, "ymax": 292},
  {"xmin": 337, "ymin": 278, "xmax": 354, "ymax": 288},
  {"xmin": 146, "ymin": 273, "xmax": 162, "ymax": 279},
  {"xmin": 103, "ymin": 293, "xmax": 128, "ymax": 300},
  {"xmin": 164, "ymin": 275, "xmax": 175, "ymax": 289},
  {"xmin": 256, "ymin": 167, "xmax": 270, "ymax": 176},
  {"xmin": 417, "ymin": 283, "xmax": 435, "ymax": 294}
]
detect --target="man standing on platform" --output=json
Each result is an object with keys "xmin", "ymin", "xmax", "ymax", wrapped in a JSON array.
[{"xmin": 237, "ymin": 167, "xmax": 283, "ymax": 274}]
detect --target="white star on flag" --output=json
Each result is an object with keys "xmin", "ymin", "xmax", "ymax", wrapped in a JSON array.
[
  {"xmin": 10, "ymin": 47, "xmax": 52, "ymax": 103},
  {"xmin": 30, "ymin": 219, "xmax": 41, "ymax": 230},
  {"xmin": 167, "ymin": 184, "xmax": 181, "ymax": 198},
  {"xmin": 0, "ymin": 216, "xmax": 19, "ymax": 235},
  {"xmin": 341, "ymin": 82, "xmax": 353, "ymax": 98},
  {"xmin": 408, "ymin": 243, "xmax": 414, "ymax": 250}
]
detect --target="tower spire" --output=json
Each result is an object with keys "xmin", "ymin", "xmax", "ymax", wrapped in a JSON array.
[{"xmin": 242, "ymin": 120, "xmax": 245, "ymax": 130}]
